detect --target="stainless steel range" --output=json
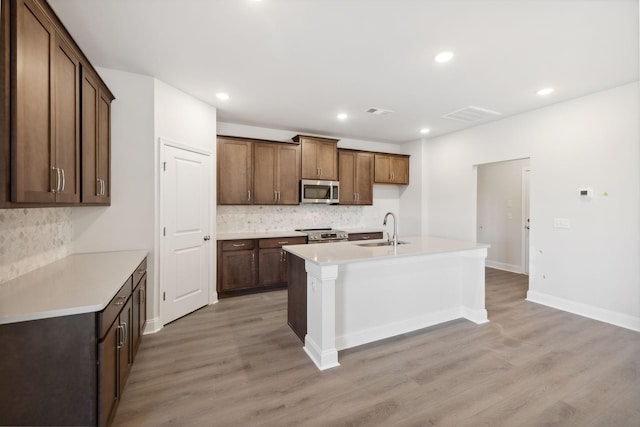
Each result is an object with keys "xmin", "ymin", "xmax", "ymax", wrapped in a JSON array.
[{"xmin": 296, "ymin": 228, "xmax": 348, "ymax": 244}]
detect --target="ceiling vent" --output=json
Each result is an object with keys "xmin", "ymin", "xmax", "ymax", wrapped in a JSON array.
[
  {"xmin": 365, "ymin": 107, "xmax": 394, "ymax": 116},
  {"xmin": 442, "ymin": 106, "xmax": 501, "ymax": 122}
]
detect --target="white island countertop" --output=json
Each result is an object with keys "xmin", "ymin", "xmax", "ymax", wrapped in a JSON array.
[
  {"xmin": 284, "ymin": 236, "xmax": 489, "ymax": 266},
  {"xmin": 0, "ymin": 250, "xmax": 148, "ymax": 325}
]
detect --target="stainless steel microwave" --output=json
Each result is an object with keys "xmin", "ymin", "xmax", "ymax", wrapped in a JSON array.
[{"xmin": 300, "ymin": 179, "xmax": 340, "ymax": 204}]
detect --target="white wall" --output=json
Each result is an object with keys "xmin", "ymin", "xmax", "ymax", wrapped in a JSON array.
[
  {"xmin": 477, "ymin": 158, "xmax": 530, "ymax": 273},
  {"xmin": 216, "ymin": 122, "xmax": 412, "ymax": 234},
  {"xmin": 424, "ymin": 82, "xmax": 640, "ymax": 331}
]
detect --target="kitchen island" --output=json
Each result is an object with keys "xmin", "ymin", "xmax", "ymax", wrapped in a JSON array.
[{"xmin": 284, "ymin": 237, "xmax": 489, "ymax": 370}]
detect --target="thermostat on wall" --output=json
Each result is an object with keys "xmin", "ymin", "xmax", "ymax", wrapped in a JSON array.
[{"xmin": 578, "ymin": 188, "xmax": 593, "ymax": 199}]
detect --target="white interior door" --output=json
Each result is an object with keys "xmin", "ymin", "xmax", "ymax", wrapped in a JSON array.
[{"xmin": 162, "ymin": 144, "xmax": 211, "ymax": 324}]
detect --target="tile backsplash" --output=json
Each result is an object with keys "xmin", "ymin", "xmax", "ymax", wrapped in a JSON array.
[
  {"xmin": 0, "ymin": 208, "xmax": 73, "ymax": 285},
  {"xmin": 217, "ymin": 204, "xmax": 388, "ymax": 233}
]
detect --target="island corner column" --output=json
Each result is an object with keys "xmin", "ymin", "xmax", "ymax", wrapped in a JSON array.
[{"xmin": 303, "ymin": 261, "xmax": 340, "ymax": 370}]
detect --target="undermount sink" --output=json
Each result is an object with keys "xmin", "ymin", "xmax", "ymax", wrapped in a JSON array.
[{"xmin": 356, "ymin": 241, "xmax": 410, "ymax": 247}]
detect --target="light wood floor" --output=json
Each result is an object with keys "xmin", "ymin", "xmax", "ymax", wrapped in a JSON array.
[{"xmin": 113, "ymin": 268, "xmax": 640, "ymax": 427}]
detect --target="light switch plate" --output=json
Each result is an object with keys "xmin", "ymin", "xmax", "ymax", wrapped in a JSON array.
[{"xmin": 553, "ymin": 218, "xmax": 571, "ymax": 229}]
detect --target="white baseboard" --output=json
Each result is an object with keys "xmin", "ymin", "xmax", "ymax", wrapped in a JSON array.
[
  {"xmin": 526, "ymin": 290, "xmax": 640, "ymax": 332},
  {"xmin": 143, "ymin": 316, "xmax": 163, "ymax": 335},
  {"xmin": 485, "ymin": 260, "xmax": 523, "ymax": 274}
]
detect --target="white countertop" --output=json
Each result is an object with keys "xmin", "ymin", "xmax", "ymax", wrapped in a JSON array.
[
  {"xmin": 217, "ymin": 231, "xmax": 307, "ymax": 240},
  {"xmin": 283, "ymin": 236, "xmax": 489, "ymax": 266},
  {"xmin": 341, "ymin": 228, "xmax": 384, "ymax": 234},
  {"xmin": 0, "ymin": 250, "xmax": 148, "ymax": 325}
]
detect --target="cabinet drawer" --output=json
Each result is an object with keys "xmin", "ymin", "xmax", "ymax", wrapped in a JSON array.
[
  {"xmin": 259, "ymin": 236, "xmax": 307, "ymax": 249},
  {"xmin": 98, "ymin": 276, "xmax": 133, "ymax": 339},
  {"xmin": 348, "ymin": 232, "xmax": 383, "ymax": 241},
  {"xmin": 222, "ymin": 239, "xmax": 255, "ymax": 251},
  {"xmin": 133, "ymin": 258, "xmax": 147, "ymax": 287}
]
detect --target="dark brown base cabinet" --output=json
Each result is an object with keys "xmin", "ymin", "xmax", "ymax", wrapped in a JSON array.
[
  {"xmin": 347, "ymin": 232, "xmax": 383, "ymax": 241},
  {"xmin": 0, "ymin": 257, "xmax": 147, "ymax": 426},
  {"xmin": 217, "ymin": 237, "xmax": 306, "ymax": 297},
  {"xmin": 287, "ymin": 253, "xmax": 307, "ymax": 342}
]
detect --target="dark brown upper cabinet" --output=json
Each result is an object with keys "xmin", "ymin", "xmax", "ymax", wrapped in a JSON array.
[
  {"xmin": 374, "ymin": 153, "xmax": 410, "ymax": 185},
  {"xmin": 0, "ymin": 0, "xmax": 114, "ymax": 208},
  {"xmin": 294, "ymin": 134, "xmax": 338, "ymax": 181},
  {"xmin": 338, "ymin": 149, "xmax": 374, "ymax": 205},
  {"xmin": 253, "ymin": 142, "xmax": 300, "ymax": 205},
  {"xmin": 81, "ymin": 66, "xmax": 113, "ymax": 205}
]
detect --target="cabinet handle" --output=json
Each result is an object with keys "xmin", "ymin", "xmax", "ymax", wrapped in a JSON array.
[
  {"xmin": 281, "ymin": 250, "xmax": 285, "ymax": 262},
  {"xmin": 100, "ymin": 179, "xmax": 105, "ymax": 196},
  {"xmin": 117, "ymin": 325, "xmax": 124, "ymax": 349},
  {"xmin": 277, "ymin": 241, "xmax": 289, "ymax": 245},
  {"xmin": 247, "ymin": 190, "xmax": 251, "ymax": 201},
  {"xmin": 251, "ymin": 253, "xmax": 255, "ymax": 267},
  {"xmin": 232, "ymin": 243, "xmax": 246, "ymax": 247},
  {"xmin": 96, "ymin": 178, "xmax": 101, "ymax": 196},
  {"xmin": 320, "ymin": 168, "xmax": 323, "ymax": 176},
  {"xmin": 122, "ymin": 321, "xmax": 128, "ymax": 345},
  {"xmin": 52, "ymin": 167, "xmax": 60, "ymax": 193},
  {"xmin": 140, "ymin": 286, "xmax": 145, "ymax": 303},
  {"xmin": 357, "ymin": 193, "xmax": 360, "ymax": 202},
  {"xmin": 277, "ymin": 191, "xmax": 281, "ymax": 201},
  {"xmin": 60, "ymin": 168, "xmax": 66, "ymax": 192},
  {"xmin": 361, "ymin": 236, "xmax": 370, "ymax": 240}
]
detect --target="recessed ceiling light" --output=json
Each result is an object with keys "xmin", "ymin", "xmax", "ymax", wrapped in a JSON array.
[
  {"xmin": 420, "ymin": 128, "xmax": 431, "ymax": 134},
  {"xmin": 536, "ymin": 87, "xmax": 554, "ymax": 96},
  {"xmin": 216, "ymin": 92, "xmax": 230, "ymax": 101},
  {"xmin": 337, "ymin": 113, "xmax": 348, "ymax": 120},
  {"xmin": 434, "ymin": 51, "xmax": 454, "ymax": 63}
]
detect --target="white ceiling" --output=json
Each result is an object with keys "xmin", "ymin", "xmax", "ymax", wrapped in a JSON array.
[{"xmin": 49, "ymin": 0, "xmax": 638, "ymax": 144}]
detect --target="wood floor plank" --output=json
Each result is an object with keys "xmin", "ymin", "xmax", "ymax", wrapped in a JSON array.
[{"xmin": 113, "ymin": 268, "xmax": 640, "ymax": 427}]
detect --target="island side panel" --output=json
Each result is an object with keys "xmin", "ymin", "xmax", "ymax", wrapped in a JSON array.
[{"xmin": 303, "ymin": 261, "xmax": 340, "ymax": 371}]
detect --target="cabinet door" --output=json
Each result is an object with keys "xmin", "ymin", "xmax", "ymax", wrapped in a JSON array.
[
  {"xmin": 98, "ymin": 319, "xmax": 120, "ymax": 427},
  {"xmin": 81, "ymin": 67, "xmax": 100, "ymax": 203},
  {"xmin": 119, "ymin": 298, "xmax": 133, "ymax": 393},
  {"xmin": 338, "ymin": 151, "xmax": 356, "ymax": 205},
  {"xmin": 218, "ymin": 138, "xmax": 253, "ymax": 204},
  {"xmin": 374, "ymin": 154, "xmax": 392, "ymax": 184},
  {"xmin": 253, "ymin": 142, "xmax": 278, "ymax": 204},
  {"xmin": 53, "ymin": 34, "xmax": 80, "ymax": 203},
  {"xmin": 97, "ymin": 88, "xmax": 112, "ymax": 203},
  {"xmin": 317, "ymin": 141, "xmax": 338, "ymax": 180},
  {"xmin": 220, "ymin": 249, "xmax": 257, "ymax": 291},
  {"xmin": 276, "ymin": 144, "xmax": 300, "ymax": 204},
  {"xmin": 300, "ymin": 139, "xmax": 319, "ymax": 179},
  {"xmin": 391, "ymin": 156, "xmax": 409, "ymax": 184},
  {"xmin": 355, "ymin": 152, "xmax": 374, "ymax": 204},
  {"xmin": 259, "ymin": 248, "xmax": 284, "ymax": 286},
  {"xmin": 132, "ymin": 274, "xmax": 146, "ymax": 360},
  {"xmin": 13, "ymin": 0, "xmax": 55, "ymax": 203}
]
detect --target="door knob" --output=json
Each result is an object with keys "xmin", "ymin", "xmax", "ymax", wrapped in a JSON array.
[{"xmin": 204, "ymin": 235, "xmax": 211, "ymax": 241}]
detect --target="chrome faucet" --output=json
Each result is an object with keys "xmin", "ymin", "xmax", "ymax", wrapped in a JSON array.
[{"xmin": 383, "ymin": 212, "xmax": 398, "ymax": 246}]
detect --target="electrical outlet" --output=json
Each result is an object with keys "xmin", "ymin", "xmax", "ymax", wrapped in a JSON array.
[{"xmin": 553, "ymin": 218, "xmax": 570, "ymax": 229}]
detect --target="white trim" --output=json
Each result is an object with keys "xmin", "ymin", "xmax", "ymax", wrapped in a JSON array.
[
  {"xmin": 527, "ymin": 290, "xmax": 640, "ymax": 332},
  {"xmin": 521, "ymin": 168, "xmax": 531, "ymax": 275},
  {"xmin": 160, "ymin": 137, "xmax": 213, "ymax": 156},
  {"xmin": 485, "ymin": 260, "xmax": 523, "ymax": 274},
  {"xmin": 143, "ymin": 316, "xmax": 163, "ymax": 334}
]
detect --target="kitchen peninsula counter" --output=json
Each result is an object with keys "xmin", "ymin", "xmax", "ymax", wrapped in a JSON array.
[
  {"xmin": 284, "ymin": 236, "xmax": 489, "ymax": 370},
  {"xmin": 0, "ymin": 250, "xmax": 148, "ymax": 325}
]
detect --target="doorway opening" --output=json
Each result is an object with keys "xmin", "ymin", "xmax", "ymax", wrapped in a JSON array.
[{"xmin": 476, "ymin": 157, "xmax": 531, "ymax": 275}]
